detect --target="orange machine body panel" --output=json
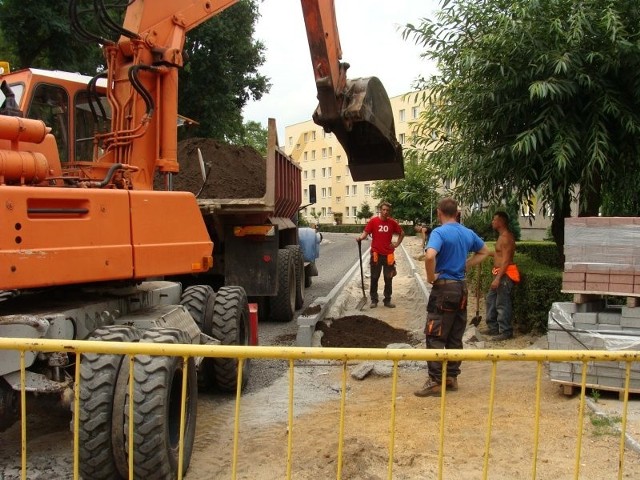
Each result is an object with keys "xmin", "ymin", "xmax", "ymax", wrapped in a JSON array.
[{"xmin": 0, "ymin": 186, "xmax": 212, "ymax": 290}]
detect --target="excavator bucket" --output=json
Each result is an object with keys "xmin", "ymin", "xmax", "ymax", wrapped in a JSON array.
[{"xmin": 315, "ymin": 77, "xmax": 404, "ymax": 182}]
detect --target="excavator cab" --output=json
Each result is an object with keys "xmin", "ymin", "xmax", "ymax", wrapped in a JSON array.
[{"xmin": 302, "ymin": 0, "xmax": 404, "ymax": 182}]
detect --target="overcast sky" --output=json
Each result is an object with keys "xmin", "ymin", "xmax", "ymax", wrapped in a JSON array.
[{"xmin": 242, "ymin": 0, "xmax": 440, "ymax": 140}]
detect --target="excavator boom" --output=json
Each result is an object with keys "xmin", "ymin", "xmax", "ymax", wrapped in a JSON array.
[{"xmin": 300, "ymin": 0, "xmax": 404, "ymax": 181}]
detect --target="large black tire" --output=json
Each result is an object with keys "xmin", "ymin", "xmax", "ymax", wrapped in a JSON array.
[
  {"xmin": 180, "ymin": 285, "xmax": 217, "ymax": 391},
  {"xmin": 209, "ymin": 286, "xmax": 251, "ymax": 392},
  {"xmin": 286, "ymin": 244, "xmax": 305, "ymax": 310},
  {"xmin": 269, "ymin": 248, "xmax": 296, "ymax": 322},
  {"xmin": 124, "ymin": 328, "xmax": 197, "ymax": 480},
  {"xmin": 0, "ymin": 378, "xmax": 18, "ymax": 432},
  {"xmin": 78, "ymin": 325, "xmax": 140, "ymax": 480}
]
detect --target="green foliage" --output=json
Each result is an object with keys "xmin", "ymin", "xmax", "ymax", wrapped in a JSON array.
[
  {"xmin": 461, "ymin": 209, "xmax": 495, "ymax": 240},
  {"xmin": 404, "ymin": 0, "xmax": 640, "ymax": 251},
  {"xmin": 516, "ymin": 242, "xmax": 562, "ymax": 268},
  {"xmin": 372, "ymin": 155, "xmax": 440, "ymax": 223},
  {"xmin": 0, "ymin": 0, "xmax": 103, "ymax": 72},
  {"xmin": 179, "ymin": 0, "xmax": 269, "ymax": 142},
  {"xmin": 468, "ymin": 251, "xmax": 571, "ymax": 333},
  {"xmin": 232, "ymin": 120, "xmax": 267, "ymax": 156},
  {"xmin": 356, "ymin": 202, "xmax": 374, "ymax": 223}
]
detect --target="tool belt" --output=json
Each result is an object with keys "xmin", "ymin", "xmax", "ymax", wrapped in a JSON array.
[
  {"xmin": 372, "ymin": 252, "xmax": 395, "ymax": 265},
  {"xmin": 492, "ymin": 263, "xmax": 520, "ymax": 283}
]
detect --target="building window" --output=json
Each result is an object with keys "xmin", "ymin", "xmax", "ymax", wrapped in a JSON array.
[
  {"xmin": 328, "ymin": 167, "xmax": 332, "ymax": 177},
  {"xmin": 328, "ymin": 187, "xmax": 332, "ymax": 197},
  {"xmin": 322, "ymin": 168, "xmax": 326, "ymax": 178},
  {"xmin": 399, "ymin": 109, "xmax": 406, "ymax": 122},
  {"xmin": 304, "ymin": 132, "xmax": 308, "ymax": 142},
  {"xmin": 295, "ymin": 143, "xmax": 300, "ymax": 150},
  {"xmin": 345, "ymin": 186, "xmax": 350, "ymax": 196},
  {"xmin": 322, "ymin": 148, "xmax": 327, "ymax": 158},
  {"xmin": 352, "ymin": 206, "xmax": 357, "ymax": 217},
  {"xmin": 345, "ymin": 165, "xmax": 350, "ymax": 176},
  {"xmin": 328, "ymin": 207, "xmax": 332, "ymax": 214},
  {"xmin": 352, "ymin": 185, "xmax": 357, "ymax": 195},
  {"xmin": 322, "ymin": 207, "xmax": 327, "ymax": 216},
  {"xmin": 304, "ymin": 152, "xmax": 308, "ymax": 161},
  {"xmin": 336, "ymin": 196, "xmax": 341, "ymax": 203},
  {"xmin": 311, "ymin": 131, "xmax": 316, "ymax": 141},
  {"xmin": 399, "ymin": 133, "xmax": 406, "ymax": 145},
  {"xmin": 412, "ymin": 106, "xmax": 419, "ymax": 119},
  {"xmin": 304, "ymin": 188, "xmax": 308, "ymax": 199},
  {"xmin": 288, "ymin": 136, "xmax": 293, "ymax": 146},
  {"xmin": 311, "ymin": 169, "xmax": 316, "ymax": 179},
  {"xmin": 345, "ymin": 207, "xmax": 349, "ymax": 217},
  {"xmin": 336, "ymin": 176, "xmax": 341, "ymax": 183},
  {"xmin": 328, "ymin": 147, "xmax": 333, "ymax": 157},
  {"xmin": 303, "ymin": 170, "xmax": 308, "ymax": 180},
  {"xmin": 364, "ymin": 184, "xmax": 371, "ymax": 196},
  {"xmin": 311, "ymin": 150, "xmax": 316, "ymax": 160},
  {"xmin": 336, "ymin": 155, "xmax": 341, "ymax": 162},
  {"xmin": 321, "ymin": 188, "xmax": 327, "ymax": 198}
]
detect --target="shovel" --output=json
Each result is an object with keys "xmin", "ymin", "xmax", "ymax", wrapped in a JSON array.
[
  {"xmin": 470, "ymin": 264, "xmax": 483, "ymax": 327},
  {"xmin": 356, "ymin": 240, "xmax": 368, "ymax": 310}
]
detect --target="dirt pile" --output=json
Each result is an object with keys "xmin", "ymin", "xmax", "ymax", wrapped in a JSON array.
[
  {"xmin": 161, "ymin": 138, "xmax": 266, "ymax": 198},
  {"xmin": 316, "ymin": 315, "xmax": 413, "ymax": 348}
]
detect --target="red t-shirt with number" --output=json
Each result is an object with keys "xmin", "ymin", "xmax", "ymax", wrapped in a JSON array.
[{"xmin": 364, "ymin": 216, "xmax": 402, "ymax": 255}]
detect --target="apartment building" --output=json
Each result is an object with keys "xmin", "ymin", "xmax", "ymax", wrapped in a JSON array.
[{"xmin": 284, "ymin": 91, "xmax": 422, "ymax": 226}]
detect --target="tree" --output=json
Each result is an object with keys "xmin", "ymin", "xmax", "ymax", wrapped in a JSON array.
[
  {"xmin": 0, "ymin": 0, "xmax": 103, "ymax": 73},
  {"xmin": 372, "ymin": 155, "xmax": 440, "ymax": 224},
  {"xmin": 232, "ymin": 121, "xmax": 268, "ymax": 156},
  {"xmin": 179, "ymin": 0, "xmax": 270, "ymax": 141},
  {"xmin": 404, "ymin": 0, "xmax": 640, "ymax": 252},
  {"xmin": 356, "ymin": 202, "xmax": 374, "ymax": 224}
]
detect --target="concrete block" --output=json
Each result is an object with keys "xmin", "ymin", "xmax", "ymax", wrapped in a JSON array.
[
  {"xmin": 573, "ymin": 312, "xmax": 598, "ymax": 324},
  {"xmin": 621, "ymin": 317, "xmax": 640, "ymax": 328},
  {"xmin": 622, "ymin": 306, "xmax": 640, "ymax": 319},
  {"xmin": 598, "ymin": 311, "xmax": 621, "ymax": 325},
  {"xmin": 598, "ymin": 324, "xmax": 622, "ymax": 331},
  {"xmin": 350, "ymin": 362, "xmax": 374, "ymax": 380},
  {"xmin": 573, "ymin": 323, "xmax": 595, "ymax": 331}
]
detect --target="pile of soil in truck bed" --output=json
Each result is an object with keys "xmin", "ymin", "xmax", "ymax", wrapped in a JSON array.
[{"xmin": 158, "ymin": 137, "xmax": 266, "ymax": 198}]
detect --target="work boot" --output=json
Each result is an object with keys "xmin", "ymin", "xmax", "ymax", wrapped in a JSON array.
[
  {"xmin": 414, "ymin": 379, "xmax": 443, "ymax": 397},
  {"xmin": 446, "ymin": 377, "xmax": 458, "ymax": 391},
  {"xmin": 370, "ymin": 300, "xmax": 378, "ymax": 309},
  {"xmin": 479, "ymin": 326, "xmax": 499, "ymax": 335},
  {"xmin": 491, "ymin": 332, "xmax": 513, "ymax": 341},
  {"xmin": 383, "ymin": 300, "xmax": 396, "ymax": 308}
]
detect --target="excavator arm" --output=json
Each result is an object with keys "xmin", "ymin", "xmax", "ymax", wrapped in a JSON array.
[{"xmin": 300, "ymin": 0, "xmax": 404, "ymax": 181}]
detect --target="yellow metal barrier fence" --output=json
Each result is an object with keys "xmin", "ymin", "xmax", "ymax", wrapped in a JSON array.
[{"xmin": 1, "ymin": 337, "xmax": 639, "ymax": 480}]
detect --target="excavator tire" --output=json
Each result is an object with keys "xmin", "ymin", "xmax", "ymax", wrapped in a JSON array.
[
  {"xmin": 124, "ymin": 328, "xmax": 197, "ymax": 480},
  {"xmin": 269, "ymin": 248, "xmax": 296, "ymax": 322},
  {"xmin": 286, "ymin": 244, "xmax": 305, "ymax": 309},
  {"xmin": 180, "ymin": 285, "xmax": 217, "ymax": 391},
  {"xmin": 78, "ymin": 325, "xmax": 141, "ymax": 480},
  {"xmin": 0, "ymin": 378, "xmax": 18, "ymax": 432},
  {"xmin": 209, "ymin": 286, "xmax": 251, "ymax": 392}
]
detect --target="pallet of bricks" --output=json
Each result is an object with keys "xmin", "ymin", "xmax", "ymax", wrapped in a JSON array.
[{"xmin": 548, "ymin": 216, "xmax": 640, "ymax": 396}]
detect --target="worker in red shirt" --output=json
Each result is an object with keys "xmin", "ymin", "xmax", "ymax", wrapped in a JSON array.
[{"xmin": 356, "ymin": 201, "xmax": 405, "ymax": 308}]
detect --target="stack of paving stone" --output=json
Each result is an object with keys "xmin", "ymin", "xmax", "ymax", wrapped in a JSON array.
[
  {"xmin": 548, "ymin": 302, "xmax": 640, "ymax": 391},
  {"xmin": 562, "ymin": 217, "xmax": 640, "ymax": 295},
  {"xmin": 549, "ymin": 217, "xmax": 640, "ymax": 391}
]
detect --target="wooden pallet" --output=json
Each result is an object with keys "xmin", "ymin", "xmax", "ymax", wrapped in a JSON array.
[{"xmin": 552, "ymin": 379, "xmax": 640, "ymax": 400}]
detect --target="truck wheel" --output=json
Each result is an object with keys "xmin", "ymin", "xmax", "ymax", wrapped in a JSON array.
[
  {"xmin": 286, "ymin": 245, "xmax": 305, "ymax": 309},
  {"xmin": 0, "ymin": 378, "xmax": 18, "ymax": 432},
  {"xmin": 270, "ymin": 248, "xmax": 296, "ymax": 322},
  {"xmin": 78, "ymin": 325, "xmax": 140, "ymax": 480},
  {"xmin": 209, "ymin": 286, "xmax": 251, "ymax": 392},
  {"xmin": 180, "ymin": 285, "xmax": 217, "ymax": 391},
  {"xmin": 124, "ymin": 328, "xmax": 197, "ymax": 480}
]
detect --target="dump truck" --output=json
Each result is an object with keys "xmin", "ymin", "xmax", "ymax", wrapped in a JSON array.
[{"xmin": 0, "ymin": 0, "xmax": 404, "ymax": 477}]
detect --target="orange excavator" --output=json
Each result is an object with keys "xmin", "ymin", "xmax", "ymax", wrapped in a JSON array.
[{"xmin": 0, "ymin": 0, "xmax": 404, "ymax": 477}]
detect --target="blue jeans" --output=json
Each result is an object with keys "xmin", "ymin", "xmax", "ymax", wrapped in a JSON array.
[{"xmin": 485, "ymin": 275, "xmax": 514, "ymax": 334}]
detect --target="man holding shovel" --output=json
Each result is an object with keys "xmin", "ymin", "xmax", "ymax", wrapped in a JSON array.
[
  {"xmin": 480, "ymin": 211, "xmax": 519, "ymax": 340},
  {"xmin": 356, "ymin": 201, "xmax": 404, "ymax": 308}
]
